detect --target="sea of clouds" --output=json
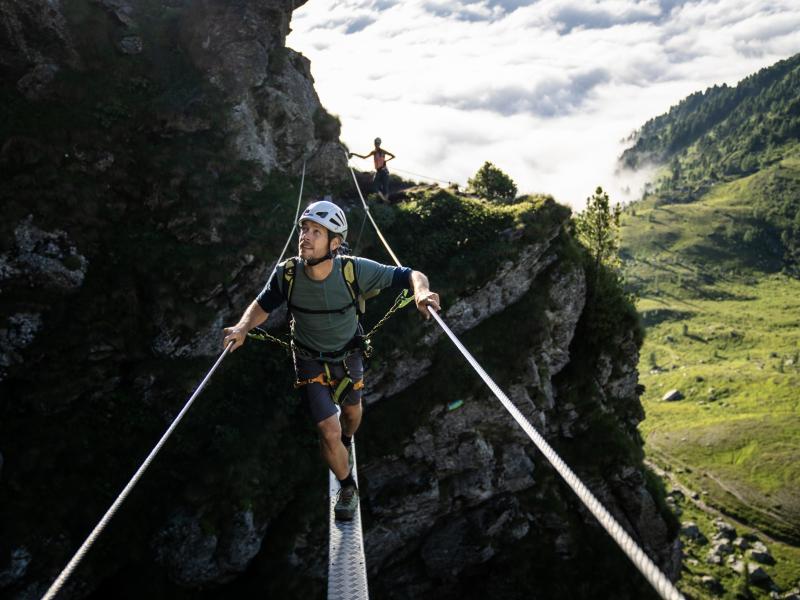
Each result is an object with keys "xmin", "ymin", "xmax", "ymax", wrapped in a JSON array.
[{"xmin": 289, "ymin": 0, "xmax": 800, "ymax": 208}]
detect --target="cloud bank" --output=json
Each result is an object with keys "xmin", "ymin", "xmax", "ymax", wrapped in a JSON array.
[{"xmin": 289, "ymin": 0, "xmax": 800, "ymax": 208}]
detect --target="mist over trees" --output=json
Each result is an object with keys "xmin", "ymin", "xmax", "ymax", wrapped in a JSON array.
[{"xmin": 621, "ymin": 53, "xmax": 800, "ymax": 275}]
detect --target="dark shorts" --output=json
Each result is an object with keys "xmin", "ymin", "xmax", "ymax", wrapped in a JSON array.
[
  {"xmin": 294, "ymin": 351, "xmax": 364, "ymax": 423},
  {"xmin": 374, "ymin": 167, "xmax": 389, "ymax": 195}
]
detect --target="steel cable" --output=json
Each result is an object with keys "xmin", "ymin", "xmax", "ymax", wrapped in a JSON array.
[
  {"xmin": 42, "ymin": 161, "xmax": 309, "ymax": 599},
  {"xmin": 42, "ymin": 342, "xmax": 234, "ymax": 600},
  {"xmin": 429, "ymin": 310, "xmax": 684, "ymax": 600},
  {"xmin": 343, "ymin": 151, "xmax": 685, "ymax": 600},
  {"xmin": 269, "ymin": 160, "xmax": 306, "ymax": 281}
]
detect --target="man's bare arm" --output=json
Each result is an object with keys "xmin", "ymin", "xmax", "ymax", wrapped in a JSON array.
[
  {"xmin": 223, "ymin": 300, "xmax": 269, "ymax": 352},
  {"xmin": 410, "ymin": 270, "xmax": 440, "ymax": 319}
]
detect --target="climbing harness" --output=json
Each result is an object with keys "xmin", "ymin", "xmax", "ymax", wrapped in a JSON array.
[
  {"xmin": 294, "ymin": 361, "xmax": 365, "ymax": 405},
  {"xmin": 247, "ymin": 288, "xmax": 412, "ymax": 359},
  {"xmin": 292, "ymin": 334, "xmax": 367, "ymax": 360},
  {"xmin": 343, "ymin": 147, "xmax": 685, "ymax": 600}
]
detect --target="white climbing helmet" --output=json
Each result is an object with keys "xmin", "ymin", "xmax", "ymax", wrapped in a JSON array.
[{"xmin": 298, "ymin": 200, "xmax": 348, "ymax": 241}]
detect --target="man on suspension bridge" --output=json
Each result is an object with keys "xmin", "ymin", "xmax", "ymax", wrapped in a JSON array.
[
  {"xmin": 349, "ymin": 137, "xmax": 395, "ymax": 201},
  {"xmin": 222, "ymin": 200, "xmax": 439, "ymax": 521}
]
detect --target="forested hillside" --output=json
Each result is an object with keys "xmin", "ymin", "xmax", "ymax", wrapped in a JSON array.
[
  {"xmin": 621, "ymin": 53, "xmax": 800, "ymax": 273},
  {"xmin": 621, "ymin": 53, "xmax": 800, "ymax": 177}
]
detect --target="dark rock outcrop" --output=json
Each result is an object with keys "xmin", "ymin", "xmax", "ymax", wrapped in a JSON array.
[{"xmin": 153, "ymin": 508, "xmax": 267, "ymax": 585}]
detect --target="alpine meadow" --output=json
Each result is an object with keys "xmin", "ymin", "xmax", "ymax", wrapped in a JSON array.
[{"xmin": 620, "ymin": 53, "xmax": 800, "ymax": 599}]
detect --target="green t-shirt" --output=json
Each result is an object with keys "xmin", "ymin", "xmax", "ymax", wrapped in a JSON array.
[{"xmin": 257, "ymin": 256, "xmax": 404, "ymax": 360}]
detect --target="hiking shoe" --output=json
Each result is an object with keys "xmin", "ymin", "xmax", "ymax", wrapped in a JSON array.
[{"xmin": 335, "ymin": 485, "xmax": 359, "ymax": 521}]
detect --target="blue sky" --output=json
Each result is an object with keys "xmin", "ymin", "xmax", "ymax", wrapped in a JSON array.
[{"xmin": 288, "ymin": 0, "xmax": 800, "ymax": 207}]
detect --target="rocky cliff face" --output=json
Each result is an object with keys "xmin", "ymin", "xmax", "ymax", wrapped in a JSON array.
[
  {"xmin": 0, "ymin": 2, "xmax": 678, "ymax": 599},
  {"xmin": 1, "ymin": 0, "xmax": 342, "ymax": 177},
  {"xmin": 284, "ymin": 224, "xmax": 681, "ymax": 599},
  {"xmin": 0, "ymin": 0, "xmax": 344, "ymax": 411}
]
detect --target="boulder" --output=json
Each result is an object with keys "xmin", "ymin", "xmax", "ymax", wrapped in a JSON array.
[
  {"xmin": 748, "ymin": 564, "xmax": 772, "ymax": 585},
  {"xmin": 729, "ymin": 557, "xmax": 746, "ymax": 574},
  {"xmin": 707, "ymin": 554, "xmax": 723, "ymax": 565},
  {"xmin": 680, "ymin": 521, "xmax": 702, "ymax": 541},
  {"xmin": 747, "ymin": 540, "xmax": 775, "ymax": 565},
  {"xmin": 662, "ymin": 389, "xmax": 684, "ymax": 402},
  {"xmin": 700, "ymin": 575, "xmax": 724, "ymax": 594},
  {"xmin": 713, "ymin": 519, "xmax": 737, "ymax": 540},
  {"xmin": 708, "ymin": 540, "xmax": 734, "ymax": 560},
  {"xmin": 733, "ymin": 536, "xmax": 750, "ymax": 550}
]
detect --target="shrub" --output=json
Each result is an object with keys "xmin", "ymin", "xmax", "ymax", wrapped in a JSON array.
[{"xmin": 467, "ymin": 161, "xmax": 517, "ymax": 203}]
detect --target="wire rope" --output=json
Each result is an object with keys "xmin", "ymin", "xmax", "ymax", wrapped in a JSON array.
[
  {"xmin": 343, "ymin": 150, "xmax": 685, "ymax": 600},
  {"xmin": 42, "ymin": 342, "xmax": 234, "ymax": 600},
  {"xmin": 42, "ymin": 161, "xmax": 309, "ymax": 599}
]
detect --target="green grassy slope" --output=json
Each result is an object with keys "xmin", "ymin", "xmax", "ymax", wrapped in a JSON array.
[
  {"xmin": 620, "ymin": 153, "xmax": 800, "ymax": 598},
  {"xmin": 623, "ymin": 152, "xmax": 800, "ymax": 286}
]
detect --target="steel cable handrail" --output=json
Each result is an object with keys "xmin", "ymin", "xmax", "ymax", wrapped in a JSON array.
[
  {"xmin": 269, "ymin": 160, "xmax": 306, "ymax": 280},
  {"xmin": 42, "ymin": 342, "xmax": 234, "ymax": 600},
  {"xmin": 344, "ymin": 150, "xmax": 402, "ymax": 266},
  {"xmin": 429, "ymin": 310, "xmax": 684, "ymax": 600},
  {"xmin": 343, "ymin": 150, "xmax": 685, "ymax": 600},
  {"xmin": 390, "ymin": 166, "xmax": 453, "ymax": 185},
  {"xmin": 42, "ymin": 162, "xmax": 309, "ymax": 599}
]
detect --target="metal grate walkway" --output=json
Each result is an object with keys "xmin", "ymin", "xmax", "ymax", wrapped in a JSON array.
[{"xmin": 328, "ymin": 438, "xmax": 369, "ymax": 600}]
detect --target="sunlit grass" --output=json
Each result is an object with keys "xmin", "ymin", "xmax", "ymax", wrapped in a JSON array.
[
  {"xmin": 636, "ymin": 275, "xmax": 800, "ymax": 536},
  {"xmin": 620, "ymin": 164, "xmax": 800, "ymax": 592}
]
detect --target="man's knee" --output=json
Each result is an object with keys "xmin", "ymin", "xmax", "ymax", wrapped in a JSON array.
[
  {"xmin": 317, "ymin": 415, "xmax": 342, "ymax": 446},
  {"xmin": 341, "ymin": 400, "xmax": 362, "ymax": 420}
]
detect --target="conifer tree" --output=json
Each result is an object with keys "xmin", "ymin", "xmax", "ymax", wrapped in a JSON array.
[{"xmin": 575, "ymin": 186, "xmax": 622, "ymax": 272}]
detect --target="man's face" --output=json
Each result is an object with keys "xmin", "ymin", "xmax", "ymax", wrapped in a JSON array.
[{"xmin": 299, "ymin": 220, "xmax": 337, "ymax": 260}]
